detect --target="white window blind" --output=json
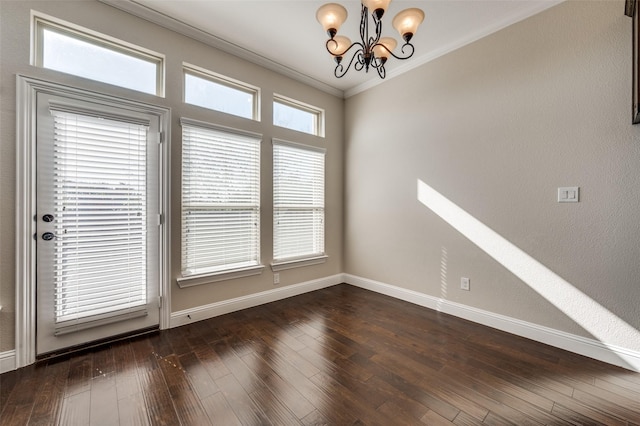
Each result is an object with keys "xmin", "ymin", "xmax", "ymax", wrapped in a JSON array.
[
  {"xmin": 51, "ymin": 108, "xmax": 149, "ymax": 332},
  {"xmin": 273, "ymin": 140, "xmax": 325, "ymax": 261},
  {"xmin": 181, "ymin": 119, "xmax": 261, "ymax": 277}
]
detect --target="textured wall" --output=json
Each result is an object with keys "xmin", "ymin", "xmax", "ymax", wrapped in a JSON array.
[
  {"xmin": 0, "ymin": 0, "xmax": 344, "ymax": 352},
  {"xmin": 345, "ymin": 0, "xmax": 640, "ymax": 352}
]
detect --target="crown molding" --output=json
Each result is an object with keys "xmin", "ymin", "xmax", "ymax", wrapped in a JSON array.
[
  {"xmin": 97, "ymin": 1, "xmax": 566, "ymax": 99},
  {"xmin": 345, "ymin": 0, "xmax": 566, "ymax": 98},
  {"xmin": 98, "ymin": 0, "xmax": 344, "ymax": 98}
]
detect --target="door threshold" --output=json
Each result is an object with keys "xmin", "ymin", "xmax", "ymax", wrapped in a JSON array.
[{"xmin": 35, "ymin": 326, "xmax": 159, "ymax": 363}]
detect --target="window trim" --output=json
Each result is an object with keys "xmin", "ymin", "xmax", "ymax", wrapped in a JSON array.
[
  {"xmin": 273, "ymin": 94, "xmax": 325, "ymax": 137},
  {"xmin": 180, "ymin": 116, "xmax": 262, "ymax": 140},
  {"xmin": 179, "ymin": 117, "xmax": 264, "ymax": 285},
  {"xmin": 183, "ymin": 62, "xmax": 261, "ymax": 121},
  {"xmin": 176, "ymin": 264, "xmax": 265, "ymax": 288},
  {"xmin": 270, "ymin": 255, "xmax": 328, "ymax": 272},
  {"xmin": 31, "ymin": 11, "xmax": 165, "ymax": 97}
]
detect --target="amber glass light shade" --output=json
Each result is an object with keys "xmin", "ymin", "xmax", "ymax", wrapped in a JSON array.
[
  {"xmin": 372, "ymin": 37, "xmax": 397, "ymax": 59},
  {"xmin": 327, "ymin": 35, "xmax": 352, "ymax": 56},
  {"xmin": 361, "ymin": 0, "xmax": 392, "ymax": 18},
  {"xmin": 392, "ymin": 8, "xmax": 425, "ymax": 42},
  {"xmin": 316, "ymin": 3, "xmax": 348, "ymax": 35}
]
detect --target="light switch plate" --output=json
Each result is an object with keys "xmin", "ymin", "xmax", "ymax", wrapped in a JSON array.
[
  {"xmin": 461, "ymin": 277, "xmax": 470, "ymax": 291},
  {"xmin": 558, "ymin": 187, "xmax": 579, "ymax": 203}
]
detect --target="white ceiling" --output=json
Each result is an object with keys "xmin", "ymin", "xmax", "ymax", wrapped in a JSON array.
[{"xmin": 102, "ymin": 0, "xmax": 564, "ymax": 97}]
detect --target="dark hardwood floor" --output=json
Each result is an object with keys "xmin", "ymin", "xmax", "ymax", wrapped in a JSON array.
[{"xmin": 1, "ymin": 284, "xmax": 640, "ymax": 425}]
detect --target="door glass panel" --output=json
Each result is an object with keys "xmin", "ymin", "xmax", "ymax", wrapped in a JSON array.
[
  {"xmin": 33, "ymin": 89, "xmax": 162, "ymax": 356},
  {"xmin": 50, "ymin": 109, "xmax": 149, "ymax": 332}
]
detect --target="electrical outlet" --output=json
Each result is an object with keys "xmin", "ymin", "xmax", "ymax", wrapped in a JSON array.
[
  {"xmin": 461, "ymin": 277, "xmax": 470, "ymax": 291},
  {"xmin": 274, "ymin": 273, "xmax": 280, "ymax": 285},
  {"xmin": 558, "ymin": 187, "xmax": 579, "ymax": 203}
]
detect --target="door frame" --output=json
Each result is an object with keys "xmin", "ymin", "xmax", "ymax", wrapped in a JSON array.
[{"xmin": 15, "ymin": 75, "xmax": 171, "ymax": 368}]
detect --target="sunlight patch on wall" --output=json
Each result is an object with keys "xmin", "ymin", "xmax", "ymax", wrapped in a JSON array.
[
  {"xmin": 439, "ymin": 247, "xmax": 448, "ymax": 311},
  {"xmin": 417, "ymin": 179, "xmax": 640, "ymax": 369}
]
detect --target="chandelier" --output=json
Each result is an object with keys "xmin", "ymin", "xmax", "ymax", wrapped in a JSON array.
[{"xmin": 316, "ymin": 0, "xmax": 425, "ymax": 79}]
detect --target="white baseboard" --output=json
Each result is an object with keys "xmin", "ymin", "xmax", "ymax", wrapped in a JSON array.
[
  {"xmin": 6, "ymin": 273, "xmax": 638, "ymax": 373},
  {"xmin": 344, "ymin": 274, "xmax": 640, "ymax": 373},
  {"xmin": 170, "ymin": 274, "xmax": 343, "ymax": 328},
  {"xmin": 0, "ymin": 350, "xmax": 16, "ymax": 374}
]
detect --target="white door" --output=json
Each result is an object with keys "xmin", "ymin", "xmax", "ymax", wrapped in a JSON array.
[{"xmin": 35, "ymin": 92, "xmax": 161, "ymax": 355}]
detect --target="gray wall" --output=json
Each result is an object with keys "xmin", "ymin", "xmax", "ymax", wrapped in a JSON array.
[
  {"xmin": 345, "ymin": 0, "xmax": 640, "ymax": 353},
  {"xmin": 0, "ymin": 0, "xmax": 344, "ymax": 352}
]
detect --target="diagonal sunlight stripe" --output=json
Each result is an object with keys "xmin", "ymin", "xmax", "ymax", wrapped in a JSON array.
[{"xmin": 417, "ymin": 179, "xmax": 640, "ymax": 370}]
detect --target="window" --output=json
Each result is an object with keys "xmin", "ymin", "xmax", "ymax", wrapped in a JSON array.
[
  {"xmin": 184, "ymin": 64, "xmax": 259, "ymax": 120},
  {"xmin": 179, "ymin": 118, "xmax": 262, "ymax": 285},
  {"xmin": 33, "ymin": 13, "xmax": 164, "ymax": 96},
  {"xmin": 272, "ymin": 140, "xmax": 326, "ymax": 270},
  {"xmin": 273, "ymin": 95, "xmax": 324, "ymax": 136}
]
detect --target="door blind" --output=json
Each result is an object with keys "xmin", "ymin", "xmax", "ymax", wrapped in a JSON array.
[
  {"xmin": 51, "ymin": 109, "xmax": 149, "ymax": 332},
  {"xmin": 181, "ymin": 120, "xmax": 261, "ymax": 276},
  {"xmin": 273, "ymin": 141, "xmax": 325, "ymax": 261}
]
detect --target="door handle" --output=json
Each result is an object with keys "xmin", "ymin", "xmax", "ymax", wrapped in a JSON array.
[{"xmin": 42, "ymin": 232, "xmax": 55, "ymax": 241}]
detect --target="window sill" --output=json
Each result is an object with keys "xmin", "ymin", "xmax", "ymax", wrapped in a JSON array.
[
  {"xmin": 177, "ymin": 264, "xmax": 265, "ymax": 288},
  {"xmin": 270, "ymin": 255, "xmax": 328, "ymax": 272}
]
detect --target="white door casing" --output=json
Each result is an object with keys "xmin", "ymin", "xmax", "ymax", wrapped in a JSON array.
[{"xmin": 15, "ymin": 75, "xmax": 171, "ymax": 366}]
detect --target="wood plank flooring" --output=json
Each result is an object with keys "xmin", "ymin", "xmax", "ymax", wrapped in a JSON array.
[{"xmin": 1, "ymin": 284, "xmax": 639, "ymax": 425}]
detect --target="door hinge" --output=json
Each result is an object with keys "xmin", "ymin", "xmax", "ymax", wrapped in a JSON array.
[
  {"xmin": 158, "ymin": 296, "xmax": 163, "ymax": 308},
  {"xmin": 149, "ymin": 131, "xmax": 163, "ymax": 144},
  {"xmin": 157, "ymin": 213, "xmax": 163, "ymax": 226}
]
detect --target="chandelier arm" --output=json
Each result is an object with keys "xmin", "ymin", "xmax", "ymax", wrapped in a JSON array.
[
  {"xmin": 399, "ymin": 42, "xmax": 416, "ymax": 58},
  {"xmin": 325, "ymin": 38, "xmax": 339, "ymax": 55},
  {"xmin": 325, "ymin": 39, "xmax": 365, "ymax": 58},
  {"xmin": 377, "ymin": 64, "xmax": 386, "ymax": 79},
  {"xmin": 372, "ymin": 41, "xmax": 416, "ymax": 61},
  {"xmin": 334, "ymin": 47, "xmax": 365, "ymax": 78},
  {"xmin": 354, "ymin": 50, "xmax": 367, "ymax": 72}
]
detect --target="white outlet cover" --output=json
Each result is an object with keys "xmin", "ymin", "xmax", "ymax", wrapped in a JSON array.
[
  {"xmin": 558, "ymin": 187, "xmax": 579, "ymax": 203},
  {"xmin": 461, "ymin": 277, "xmax": 470, "ymax": 291}
]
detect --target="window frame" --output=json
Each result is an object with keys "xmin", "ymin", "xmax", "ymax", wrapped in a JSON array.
[
  {"xmin": 273, "ymin": 94, "xmax": 325, "ymax": 137},
  {"xmin": 32, "ymin": 11, "xmax": 165, "ymax": 97},
  {"xmin": 178, "ymin": 118, "xmax": 264, "ymax": 288},
  {"xmin": 271, "ymin": 138, "xmax": 327, "ymax": 271},
  {"xmin": 183, "ymin": 63, "xmax": 261, "ymax": 121}
]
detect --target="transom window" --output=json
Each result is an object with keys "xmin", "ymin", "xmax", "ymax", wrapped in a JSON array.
[
  {"xmin": 184, "ymin": 64, "xmax": 260, "ymax": 121},
  {"xmin": 273, "ymin": 95, "xmax": 324, "ymax": 137},
  {"xmin": 32, "ymin": 13, "xmax": 164, "ymax": 96}
]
